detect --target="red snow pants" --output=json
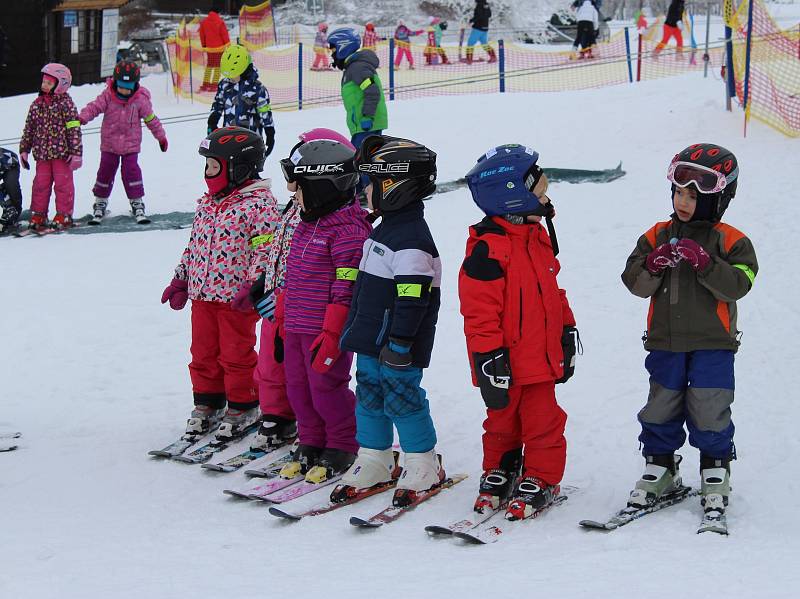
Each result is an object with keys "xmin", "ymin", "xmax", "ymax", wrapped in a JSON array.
[
  {"xmin": 482, "ymin": 380, "xmax": 567, "ymax": 485},
  {"xmin": 189, "ymin": 300, "xmax": 259, "ymax": 409},
  {"xmin": 656, "ymin": 25, "xmax": 683, "ymax": 52},
  {"xmin": 255, "ymin": 317, "xmax": 294, "ymax": 419}
]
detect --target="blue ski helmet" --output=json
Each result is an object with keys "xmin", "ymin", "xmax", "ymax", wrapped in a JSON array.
[
  {"xmin": 328, "ymin": 28, "xmax": 361, "ymax": 66},
  {"xmin": 465, "ymin": 144, "xmax": 546, "ymax": 217}
]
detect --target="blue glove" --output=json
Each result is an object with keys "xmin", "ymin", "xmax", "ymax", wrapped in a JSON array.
[{"xmin": 360, "ymin": 118, "xmax": 373, "ymax": 131}]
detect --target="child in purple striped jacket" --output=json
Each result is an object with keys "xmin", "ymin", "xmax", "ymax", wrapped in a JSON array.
[{"xmin": 274, "ymin": 137, "xmax": 371, "ymax": 484}]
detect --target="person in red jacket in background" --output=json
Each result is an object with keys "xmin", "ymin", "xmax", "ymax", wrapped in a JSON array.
[
  {"xmin": 199, "ymin": 11, "xmax": 231, "ymax": 92},
  {"xmin": 459, "ymin": 144, "xmax": 579, "ymax": 522}
]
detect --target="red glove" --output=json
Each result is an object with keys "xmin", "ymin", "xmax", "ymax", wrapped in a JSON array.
[
  {"xmin": 66, "ymin": 154, "xmax": 82, "ymax": 171},
  {"xmin": 674, "ymin": 239, "xmax": 711, "ymax": 272},
  {"xmin": 309, "ymin": 304, "xmax": 350, "ymax": 373},
  {"xmin": 645, "ymin": 242, "xmax": 680, "ymax": 274},
  {"xmin": 161, "ymin": 278, "xmax": 188, "ymax": 310},
  {"xmin": 231, "ymin": 284, "xmax": 253, "ymax": 312},
  {"xmin": 159, "ymin": 138, "xmax": 168, "ymax": 152}
]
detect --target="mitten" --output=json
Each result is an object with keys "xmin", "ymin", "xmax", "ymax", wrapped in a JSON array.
[
  {"xmin": 309, "ymin": 303, "xmax": 350, "ymax": 373},
  {"xmin": 674, "ymin": 238, "xmax": 711, "ymax": 272},
  {"xmin": 161, "ymin": 278, "xmax": 188, "ymax": 310},
  {"xmin": 473, "ymin": 348, "xmax": 512, "ymax": 410},
  {"xmin": 645, "ymin": 242, "xmax": 680, "ymax": 274}
]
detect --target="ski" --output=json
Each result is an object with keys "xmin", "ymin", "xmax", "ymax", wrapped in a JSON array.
[
  {"xmin": 0, "ymin": 441, "xmax": 19, "ymax": 452},
  {"xmin": 245, "ymin": 475, "xmax": 304, "ymax": 501},
  {"xmin": 349, "ymin": 474, "xmax": 468, "ymax": 528},
  {"xmin": 424, "ymin": 505, "xmax": 501, "ymax": 537},
  {"xmin": 269, "ymin": 478, "xmax": 399, "ymax": 521},
  {"xmin": 135, "ymin": 215, "xmax": 152, "ymax": 225},
  {"xmin": 172, "ymin": 423, "xmax": 259, "ymax": 465},
  {"xmin": 148, "ymin": 431, "xmax": 212, "ymax": 459},
  {"xmin": 579, "ymin": 485, "xmax": 698, "ymax": 531},
  {"xmin": 454, "ymin": 495, "xmax": 568, "ymax": 544},
  {"xmin": 222, "ymin": 453, "xmax": 298, "ymax": 498},
  {"xmin": 201, "ymin": 440, "xmax": 294, "ymax": 473},
  {"xmin": 260, "ymin": 475, "xmax": 342, "ymax": 505},
  {"xmin": 0, "ymin": 432, "xmax": 21, "ymax": 440}
]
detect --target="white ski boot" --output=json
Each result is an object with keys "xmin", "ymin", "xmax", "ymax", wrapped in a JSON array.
[
  {"xmin": 628, "ymin": 454, "xmax": 683, "ymax": 508},
  {"xmin": 185, "ymin": 405, "xmax": 225, "ymax": 437},
  {"xmin": 393, "ymin": 449, "xmax": 446, "ymax": 507},
  {"xmin": 250, "ymin": 415, "xmax": 297, "ymax": 452},
  {"xmin": 89, "ymin": 198, "xmax": 107, "ymax": 225},
  {"xmin": 214, "ymin": 406, "xmax": 260, "ymax": 441},
  {"xmin": 330, "ymin": 447, "xmax": 399, "ymax": 503},
  {"xmin": 130, "ymin": 198, "xmax": 150, "ymax": 224},
  {"xmin": 700, "ymin": 456, "xmax": 730, "ymax": 515}
]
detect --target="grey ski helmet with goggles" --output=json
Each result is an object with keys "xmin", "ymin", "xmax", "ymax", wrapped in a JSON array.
[
  {"xmin": 667, "ymin": 143, "xmax": 739, "ymax": 222},
  {"xmin": 355, "ymin": 134, "xmax": 437, "ymax": 213},
  {"xmin": 280, "ymin": 139, "xmax": 359, "ymax": 222},
  {"xmin": 199, "ymin": 126, "xmax": 265, "ymax": 193}
]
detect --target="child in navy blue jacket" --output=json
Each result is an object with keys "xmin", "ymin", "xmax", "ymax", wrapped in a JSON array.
[{"xmin": 334, "ymin": 135, "xmax": 443, "ymax": 507}]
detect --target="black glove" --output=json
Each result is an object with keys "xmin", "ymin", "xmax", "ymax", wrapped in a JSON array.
[
  {"xmin": 379, "ymin": 337, "xmax": 413, "ymax": 370},
  {"xmin": 274, "ymin": 331, "xmax": 284, "ymax": 363},
  {"xmin": 207, "ymin": 112, "xmax": 220, "ymax": 135},
  {"xmin": 248, "ymin": 272, "xmax": 277, "ymax": 320},
  {"xmin": 264, "ymin": 126, "xmax": 275, "ymax": 158},
  {"xmin": 473, "ymin": 348, "xmax": 512, "ymax": 410},
  {"xmin": 556, "ymin": 326, "xmax": 580, "ymax": 384}
]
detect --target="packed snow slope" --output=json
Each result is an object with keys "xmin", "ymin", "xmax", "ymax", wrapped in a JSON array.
[{"xmin": 1, "ymin": 74, "xmax": 799, "ymax": 598}]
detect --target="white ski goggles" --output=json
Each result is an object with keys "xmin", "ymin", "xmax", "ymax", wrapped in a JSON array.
[{"xmin": 667, "ymin": 161, "xmax": 732, "ymax": 194}]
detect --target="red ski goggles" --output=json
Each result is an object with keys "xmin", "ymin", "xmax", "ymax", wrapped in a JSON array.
[{"xmin": 667, "ymin": 161, "xmax": 730, "ymax": 194}]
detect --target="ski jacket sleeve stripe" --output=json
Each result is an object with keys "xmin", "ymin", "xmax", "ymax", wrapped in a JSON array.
[
  {"xmin": 390, "ymin": 247, "xmax": 438, "ymax": 340},
  {"xmin": 329, "ymin": 234, "xmax": 366, "ymax": 306},
  {"xmin": 63, "ymin": 96, "xmax": 82, "ymax": 156},
  {"xmin": 348, "ymin": 61, "xmax": 380, "ymax": 118},
  {"xmin": 697, "ymin": 234, "xmax": 758, "ymax": 302},
  {"xmin": 256, "ymin": 85, "xmax": 273, "ymax": 129}
]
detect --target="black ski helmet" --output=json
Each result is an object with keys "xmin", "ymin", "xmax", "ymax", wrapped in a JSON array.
[
  {"xmin": 356, "ymin": 135, "xmax": 437, "ymax": 212},
  {"xmin": 280, "ymin": 139, "xmax": 359, "ymax": 222},
  {"xmin": 113, "ymin": 59, "xmax": 141, "ymax": 90},
  {"xmin": 199, "ymin": 126, "xmax": 266, "ymax": 191},
  {"xmin": 669, "ymin": 143, "xmax": 739, "ymax": 222}
]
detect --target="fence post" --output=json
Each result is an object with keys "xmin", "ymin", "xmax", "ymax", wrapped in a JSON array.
[
  {"xmin": 298, "ymin": 42, "xmax": 303, "ymax": 110},
  {"xmin": 703, "ymin": 2, "xmax": 712, "ymax": 78},
  {"xmin": 389, "ymin": 38, "xmax": 395, "ymax": 101},
  {"xmin": 188, "ymin": 42, "xmax": 194, "ymax": 103},
  {"xmin": 742, "ymin": 0, "xmax": 755, "ymax": 136},
  {"xmin": 725, "ymin": 24, "xmax": 734, "ymax": 111},
  {"xmin": 624, "ymin": 27, "xmax": 633, "ymax": 83},
  {"xmin": 636, "ymin": 33, "xmax": 642, "ymax": 82},
  {"xmin": 498, "ymin": 39, "xmax": 505, "ymax": 93}
]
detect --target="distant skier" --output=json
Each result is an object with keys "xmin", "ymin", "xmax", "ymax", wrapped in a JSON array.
[
  {"xmin": 571, "ymin": 0, "xmax": 599, "ymax": 59},
  {"xmin": 0, "ymin": 148, "xmax": 22, "ymax": 232},
  {"xmin": 621, "ymin": 144, "xmax": 757, "ymax": 530},
  {"xmin": 198, "ymin": 10, "xmax": 231, "ymax": 91},
  {"xmin": 79, "ymin": 60, "xmax": 168, "ymax": 225},
  {"xmin": 160, "ymin": 127, "xmax": 281, "ymax": 444},
  {"xmin": 208, "ymin": 44, "xmax": 275, "ymax": 158},
  {"xmin": 424, "ymin": 17, "xmax": 450, "ymax": 65},
  {"xmin": 312, "ymin": 23, "xmax": 332, "ymax": 71},
  {"xmin": 393, "ymin": 20, "xmax": 423, "ymax": 70},
  {"xmin": 466, "ymin": 0, "xmax": 495, "ymax": 64},
  {"xmin": 654, "ymin": 0, "xmax": 685, "ymax": 57},
  {"xmin": 459, "ymin": 144, "xmax": 578, "ymax": 521},
  {"xmin": 362, "ymin": 23, "xmax": 383, "ymax": 52}
]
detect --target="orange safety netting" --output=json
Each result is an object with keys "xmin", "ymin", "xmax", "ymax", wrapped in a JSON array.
[{"xmin": 239, "ymin": 0, "xmax": 276, "ymax": 51}]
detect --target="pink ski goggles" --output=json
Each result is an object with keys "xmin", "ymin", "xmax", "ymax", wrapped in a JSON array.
[{"xmin": 667, "ymin": 161, "xmax": 731, "ymax": 194}]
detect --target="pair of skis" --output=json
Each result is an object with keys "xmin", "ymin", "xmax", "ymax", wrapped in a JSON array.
[
  {"xmin": 148, "ymin": 423, "xmax": 265, "ymax": 467},
  {"xmin": 89, "ymin": 213, "xmax": 151, "ymax": 226},
  {"xmin": 0, "ymin": 431, "xmax": 21, "ymax": 452}
]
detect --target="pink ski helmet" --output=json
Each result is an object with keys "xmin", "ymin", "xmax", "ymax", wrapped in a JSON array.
[
  {"xmin": 41, "ymin": 63, "xmax": 72, "ymax": 94},
  {"xmin": 318, "ymin": 22, "xmax": 328, "ymax": 32},
  {"xmin": 298, "ymin": 127, "xmax": 355, "ymax": 151}
]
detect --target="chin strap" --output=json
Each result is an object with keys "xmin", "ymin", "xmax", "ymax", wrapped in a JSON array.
[{"xmin": 545, "ymin": 212, "xmax": 559, "ymax": 258}]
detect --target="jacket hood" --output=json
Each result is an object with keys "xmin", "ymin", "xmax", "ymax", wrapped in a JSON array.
[{"xmin": 347, "ymin": 50, "xmax": 379, "ymax": 70}]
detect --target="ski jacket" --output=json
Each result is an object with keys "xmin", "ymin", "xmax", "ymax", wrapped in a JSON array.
[
  {"xmin": 0, "ymin": 147, "xmax": 19, "ymax": 175},
  {"xmin": 665, "ymin": 0, "xmax": 685, "ymax": 27},
  {"xmin": 576, "ymin": 1, "xmax": 599, "ymax": 28},
  {"xmin": 459, "ymin": 216, "xmax": 576, "ymax": 386},
  {"xmin": 314, "ymin": 30, "xmax": 328, "ymax": 52},
  {"xmin": 0, "ymin": 147, "xmax": 21, "ymax": 207},
  {"xmin": 394, "ymin": 25, "xmax": 421, "ymax": 45},
  {"xmin": 79, "ymin": 80, "xmax": 166, "ymax": 156},
  {"xmin": 340, "ymin": 50, "xmax": 388, "ymax": 135},
  {"xmin": 283, "ymin": 201, "xmax": 371, "ymax": 335},
  {"xmin": 261, "ymin": 199, "xmax": 301, "ymax": 292},
  {"xmin": 470, "ymin": 3, "xmax": 492, "ymax": 31},
  {"xmin": 621, "ymin": 216, "xmax": 757, "ymax": 353},
  {"xmin": 175, "ymin": 179, "xmax": 281, "ymax": 303},
  {"xmin": 19, "ymin": 93, "xmax": 82, "ymax": 161},
  {"xmin": 362, "ymin": 30, "xmax": 381, "ymax": 49},
  {"xmin": 211, "ymin": 65, "xmax": 274, "ymax": 135},
  {"xmin": 199, "ymin": 11, "xmax": 230, "ymax": 50},
  {"xmin": 341, "ymin": 201, "xmax": 441, "ymax": 368}
]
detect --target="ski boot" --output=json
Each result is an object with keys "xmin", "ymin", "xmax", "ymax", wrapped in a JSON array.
[
  {"xmin": 628, "ymin": 453, "xmax": 683, "ymax": 508},
  {"xmin": 305, "ymin": 447, "xmax": 357, "ymax": 484},
  {"xmin": 185, "ymin": 405, "xmax": 225, "ymax": 437},
  {"xmin": 0, "ymin": 202, "xmax": 20, "ymax": 232},
  {"xmin": 486, "ymin": 47, "xmax": 497, "ymax": 63},
  {"xmin": 700, "ymin": 455, "xmax": 731, "ymax": 516},
  {"xmin": 392, "ymin": 450, "xmax": 446, "ymax": 507},
  {"xmin": 28, "ymin": 211, "xmax": 47, "ymax": 230},
  {"xmin": 330, "ymin": 447, "xmax": 399, "ymax": 503},
  {"xmin": 51, "ymin": 213, "xmax": 73, "ymax": 229},
  {"xmin": 474, "ymin": 449, "xmax": 522, "ymax": 513},
  {"xmin": 249, "ymin": 414, "xmax": 297, "ymax": 452},
  {"xmin": 130, "ymin": 198, "xmax": 150, "ymax": 224},
  {"xmin": 278, "ymin": 444, "xmax": 323, "ymax": 480},
  {"xmin": 89, "ymin": 198, "xmax": 107, "ymax": 225},
  {"xmin": 505, "ymin": 476, "xmax": 560, "ymax": 521},
  {"xmin": 214, "ymin": 406, "xmax": 260, "ymax": 441}
]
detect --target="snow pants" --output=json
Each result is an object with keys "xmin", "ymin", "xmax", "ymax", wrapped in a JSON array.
[
  {"xmin": 30, "ymin": 159, "xmax": 74, "ymax": 217},
  {"xmin": 394, "ymin": 45, "xmax": 414, "ymax": 67},
  {"xmin": 189, "ymin": 300, "xmax": 259, "ymax": 410},
  {"xmin": 638, "ymin": 350, "xmax": 735, "ymax": 460},
  {"xmin": 283, "ymin": 331, "xmax": 358, "ymax": 453},
  {"xmin": 354, "ymin": 354, "xmax": 437, "ymax": 453},
  {"xmin": 255, "ymin": 317, "xmax": 294, "ymax": 419},
  {"xmin": 656, "ymin": 24, "xmax": 683, "ymax": 52},
  {"xmin": 92, "ymin": 151, "xmax": 144, "ymax": 200},
  {"xmin": 482, "ymin": 380, "xmax": 567, "ymax": 485},
  {"xmin": 573, "ymin": 21, "xmax": 596, "ymax": 51},
  {"xmin": 467, "ymin": 27, "xmax": 489, "ymax": 47},
  {"xmin": 312, "ymin": 51, "xmax": 330, "ymax": 69},
  {"xmin": 203, "ymin": 51, "xmax": 223, "ymax": 87}
]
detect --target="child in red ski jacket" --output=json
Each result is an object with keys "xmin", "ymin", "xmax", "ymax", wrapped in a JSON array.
[{"xmin": 459, "ymin": 144, "xmax": 578, "ymax": 521}]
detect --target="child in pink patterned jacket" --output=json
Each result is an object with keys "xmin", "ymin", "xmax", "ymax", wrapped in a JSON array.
[
  {"xmin": 79, "ymin": 60, "xmax": 168, "ymax": 223},
  {"xmin": 160, "ymin": 127, "xmax": 281, "ymax": 443},
  {"xmin": 19, "ymin": 63, "xmax": 82, "ymax": 230}
]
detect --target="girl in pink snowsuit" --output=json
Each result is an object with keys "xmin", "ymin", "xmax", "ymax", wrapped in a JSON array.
[
  {"xmin": 19, "ymin": 63, "xmax": 82, "ymax": 229},
  {"xmin": 79, "ymin": 60, "xmax": 167, "ymax": 221}
]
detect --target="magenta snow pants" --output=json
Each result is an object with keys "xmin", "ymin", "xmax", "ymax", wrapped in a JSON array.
[
  {"xmin": 283, "ymin": 331, "xmax": 358, "ymax": 453},
  {"xmin": 92, "ymin": 151, "xmax": 144, "ymax": 200},
  {"xmin": 30, "ymin": 159, "xmax": 74, "ymax": 217},
  {"xmin": 255, "ymin": 318, "xmax": 295, "ymax": 419}
]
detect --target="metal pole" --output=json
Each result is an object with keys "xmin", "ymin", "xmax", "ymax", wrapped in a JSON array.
[
  {"xmin": 636, "ymin": 32, "xmax": 642, "ymax": 82},
  {"xmin": 725, "ymin": 23, "xmax": 735, "ymax": 111},
  {"xmin": 389, "ymin": 38, "xmax": 395, "ymax": 101},
  {"xmin": 624, "ymin": 27, "xmax": 633, "ymax": 83},
  {"xmin": 298, "ymin": 42, "xmax": 303, "ymax": 110},
  {"xmin": 703, "ymin": 2, "xmax": 711, "ymax": 78},
  {"xmin": 188, "ymin": 40, "xmax": 194, "ymax": 104},
  {"xmin": 498, "ymin": 39, "xmax": 505, "ymax": 93},
  {"xmin": 742, "ymin": 0, "xmax": 755, "ymax": 136}
]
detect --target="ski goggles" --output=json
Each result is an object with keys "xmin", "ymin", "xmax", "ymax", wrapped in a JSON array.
[{"xmin": 667, "ymin": 161, "xmax": 730, "ymax": 194}]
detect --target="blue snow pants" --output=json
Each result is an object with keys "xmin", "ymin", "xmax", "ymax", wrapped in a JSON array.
[
  {"xmin": 638, "ymin": 349, "xmax": 735, "ymax": 459},
  {"xmin": 354, "ymin": 354, "xmax": 437, "ymax": 453}
]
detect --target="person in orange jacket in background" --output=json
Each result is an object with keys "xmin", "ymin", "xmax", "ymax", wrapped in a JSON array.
[
  {"xmin": 199, "ymin": 10, "xmax": 231, "ymax": 91},
  {"xmin": 459, "ymin": 144, "xmax": 579, "ymax": 522}
]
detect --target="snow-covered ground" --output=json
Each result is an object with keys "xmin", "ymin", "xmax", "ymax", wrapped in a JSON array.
[{"xmin": 2, "ymin": 64, "xmax": 800, "ymax": 598}]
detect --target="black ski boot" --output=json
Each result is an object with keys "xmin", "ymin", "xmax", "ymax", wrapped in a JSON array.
[
  {"xmin": 278, "ymin": 444, "xmax": 322, "ymax": 480},
  {"xmin": 305, "ymin": 447, "xmax": 356, "ymax": 484},
  {"xmin": 505, "ymin": 476, "xmax": 560, "ymax": 521},
  {"xmin": 474, "ymin": 448, "xmax": 522, "ymax": 513},
  {"xmin": 250, "ymin": 415, "xmax": 297, "ymax": 452}
]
